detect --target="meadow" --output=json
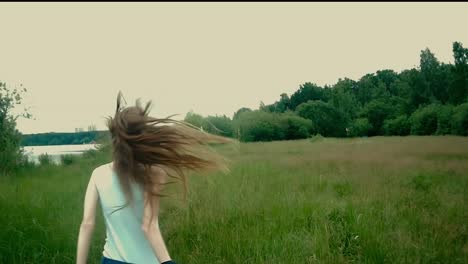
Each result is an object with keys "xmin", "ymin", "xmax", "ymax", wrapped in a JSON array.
[{"xmin": 0, "ymin": 136, "xmax": 467, "ymax": 264}]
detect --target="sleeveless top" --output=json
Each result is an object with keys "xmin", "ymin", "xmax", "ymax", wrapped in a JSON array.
[{"xmin": 92, "ymin": 163, "xmax": 160, "ymax": 264}]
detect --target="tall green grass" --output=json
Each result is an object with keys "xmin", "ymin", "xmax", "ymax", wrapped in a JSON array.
[{"xmin": 0, "ymin": 136, "xmax": 467, "ymax": 263}]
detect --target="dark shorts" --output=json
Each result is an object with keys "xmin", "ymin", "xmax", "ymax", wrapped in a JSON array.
[{"xmin": 101, "ymin": 256, "xmax": 132, "ymax": 264}]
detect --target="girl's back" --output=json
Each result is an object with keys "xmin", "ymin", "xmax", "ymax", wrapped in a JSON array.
[
  {"xmin": 76, "ymin": 92, "xmax": 234, "ymax": 264},
  {"xmin": 93, "ymin": 163, "xmax": 159, "ymax": 264}
]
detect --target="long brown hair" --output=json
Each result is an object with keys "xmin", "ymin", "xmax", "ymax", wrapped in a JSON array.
[{"xmin": 106, "ymin": 92, "xmax": 236, "ymax": 214}]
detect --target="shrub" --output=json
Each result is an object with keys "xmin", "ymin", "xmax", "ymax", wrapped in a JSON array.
[
  {"xmin": 436, "ymin": 104, "xmax": 454, "ymax": 135},
  {"xmin": 233, "ymin": 111, "xmax": 313, "ymax": 142},
  {"xmin": 234, "ymin": 110, "xmax": 285, "ymax": 142},
  {"xmin": 204, "ymin": 115, "xmax": 234, "ymax": 137},
  {"xmin": 60, "ymin": 154, "xmax": 76, "ymax": 165},
  {"xmin": 38, "ymin": 153, "xmax": 52, "ymax": 165},
  {"xmin": 383, "ymin": 115, "xmax": 410, "ymax": 136},
  {"xmin": 451, "ymin": 103, "xmax": 468, "ymax": 136},
  {"xmin": 410, "ymin": 104, "xmax": 440, "ymax": 135},
  {"xmin": 309, "ymin": 133, "xmax": 324, "ymax": 143},
  {"xmin": 348, "ymin": 118, "xmax": 373, "ymax": 137},
  {"xmin": 282, "ymin": 112, "xmax": 314, "ymax": 140},
  {"xmin": 184, "ymin": 111, "xmax": 208, "ymax": 129}
]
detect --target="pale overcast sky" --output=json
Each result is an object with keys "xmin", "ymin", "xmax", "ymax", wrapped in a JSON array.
[{"xmin": 1, "ymin": 2, "xmax": 467, "ymax": 134}]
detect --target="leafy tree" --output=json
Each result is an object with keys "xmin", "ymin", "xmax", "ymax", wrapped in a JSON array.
[
  {"xmin": 233, "ymin": 110, "xmax": 286, "ymax": 142},
  {"xmin": 410, "ymin": 104, "xmax": 441, "ymax": 135},
  {"xmin": 451, "ymin": 103, "xmax": 468, "ymax": 135},
  {"xmin": 233, "ymin": 111, "xmax": 312, "ymax": 142},
  {"xmin": 184, "ymin": 111, "xmax": 207, "ymax": 130},
  {"xmin": 355, "ymin": 73, "xmax": 391, "ymax": 105},
  {"xmin": 296, "ymin": 100, "xmax": 346, "ymax": 137},
  {"xmin": 419, "ymin": 48, "xmax": 451, "ymax": 104},
  {"xmin": 233, "ymin": 107, "xmax": 252, "ymax": 120},
  {"xmin": 436, "ymin": 104, "xmax": 454, "ymax": 135},
  {"xmin": 349, "ymin": 118, "xmax": 372, "ymax": 137},
  {"xmin": 275, "ymin": 93, "xmax": 290, "ymax": 113},
  {"xmin": 330, "ymin": 78, "xmax": 360, "ymax": 123},
  {"xmin": 361, "ymin": 99, "xmax": 395, "ymax": 136},
  {"xmin": 383, "ymin": 115, "xmax": 411, "ymax": 136},
  {"xmin": 204, "ymin": 115, "xmax": 234, "ymax": 137},
  {"xmin": 448, "ymin": 42, "xmax": 468, "ymax": 104},
  {"xmin": 282, "ymin": 112, "xmax": 314, "ymax": 139},
  {"xmin": 0, "ymin": 82, "xmax": 31, "ymax": 174},
  {"xmin": 289, "ymin": 82, "xmax": 324, "ymax": 110},
  {"xmin": 408, "ymin": 69, "xmax": 434, "ymax": 109},
  {"xmin": 376, "ymin": 70, "xmax": 399, "ymax": 90}
]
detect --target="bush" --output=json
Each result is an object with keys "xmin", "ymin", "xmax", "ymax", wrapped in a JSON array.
[
  {"xmin": 383, "ymin": 115, "xmax": 411, "ymax": 136},
  {"xmin": 60, "ymin": 154, "xmax": 76, "ymax": 165},
  {"xmin": 282, "ymin": 112, "xmax": 314, "ymax": 140},
  {"xmin": 410, "ymin": 104, "xmax": 441, "ymax": 135},
  {"xmin": 204, "ymin": 115, "xmax": 234, "ymax": 137},
  {"xmin": 348, "ymin": 118, "xmax": 373, "ymax": 137},
  {"xmin": 38, "ymin": 153, "xmax": 52, "ymax": 165},
  {"xmin": 184, "ymin": 111, "xmax": 207, "ymax": 129},
  {"xmin": 234, "ymin": 110, "xmax": 285, "ymax": 142},
  {"xmin": 309, "ymin": 133, "xmax": 324, "ymax": 143},
  {"xmin": 451, "ymin": 103, "xmax": 468, "ymax": 136},
  {"xmin": 436, "ymin": 104, "xmax": 454, "ymax": 135},
  {"xmin": 233, "ymin": 110, "xmax": 313, "ymax": 142}
]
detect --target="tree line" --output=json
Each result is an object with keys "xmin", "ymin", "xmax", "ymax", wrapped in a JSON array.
[
  {"xmin": 21, "ymin": 131, "xmax": 108, "ymax": 146},
  {"xmin": 184, "ymin": 41, "xmax": 468, "ymax": 141},
  {"xmin": 1, "ymin": 41, "xmax": 467, "ymax": 174}
]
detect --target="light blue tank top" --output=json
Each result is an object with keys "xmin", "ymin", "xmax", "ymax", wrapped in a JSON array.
[{"xmin": 93, "ymin": 163, "xmax": 160, "ymax": 264}]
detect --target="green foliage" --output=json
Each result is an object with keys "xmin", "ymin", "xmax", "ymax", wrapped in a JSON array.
[
  {"xmin": 448, "ymin": 42, "xmax": 468, "ymax": 104},
  {"xmin": 451, "ymin": 103, "xmax": 468, "ymax": 136},
  {"xmin": 234, "ymin": 110, "xmax": 313, "ymax": 142},
  {"xmin": 204, "ymin": 115, "xmax": 234, "ymax": 137},
  {"xmin": 282, "ymin": 112, "xmax": 314, "ymax": 139},
  {"xmin": 232, "ymin": 107, "xmax": 252, "ymax": 120},
  {"xmin": 234, "ymin": 110, "xmax": 285, "ymax": 142},
  {"xmin": 296, "ymin": 100, "xmax": 346, "ymax": 137},
  {"xmin": 330, "ymin": 78, "xmax": 360, "ymax": 124},
  {"xmin": 0, "ymin": 82, "xmax": 30, "ymax": 174},
  {"xmin": 184, "ymin": 111, "xmax": 207, "ymax": 129},
  {"xmin": 240, "ymin": 41, "xmax": 466, "ymax": 140},
  {"xmin": 309, "ymin": 133, "xmax": 324, "ymax": 142},
  {"xmin": 60, "ymin": 154, "xmax": 76, "ymax": 165},
  {"xmin": 436, "ymin": 104, "xmax": 454, "ymax": 135},
  {"xmin": 383, "ymin": 115, "xmax": 411, "ymax": 136},
  {"xmin": 361, "ymin": 99, "xmax": 395, "ymax": 136},
  {"xmin": 410, "ymin": 104, "xmax": 442, "ymax": 135},
  {"xmin": 289, "ymin": 82, "xmax": 324, "ymax": 110},
  {"xmin": 38, "ymin": 153, "xmax": 52, "ymax": 165},
  {"xmin": 349, "ymin": 118, "xmax": 373, "ymax": 137}
]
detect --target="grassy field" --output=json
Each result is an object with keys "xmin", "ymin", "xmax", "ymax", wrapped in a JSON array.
[{"xmin": 0, "ymin": 136, "xmax": 467, "ymax": 264}]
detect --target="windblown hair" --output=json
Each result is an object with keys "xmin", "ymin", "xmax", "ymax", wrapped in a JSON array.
[{"xmin": 106, "ymin": 92, "xmax": 235, "ymax": 214}]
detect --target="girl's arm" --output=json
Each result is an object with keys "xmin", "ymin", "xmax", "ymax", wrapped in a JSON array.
[
  {"xmin": 141, "ymin": 166, "xmax": 172, "ymax": 263},
  {"xmin": 76, "ymin": 170, "xmax": 99, "ymax": 264}
]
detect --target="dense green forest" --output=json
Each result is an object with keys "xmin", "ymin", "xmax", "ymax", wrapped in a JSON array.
[
  {"xmin": 184, "ymin": 42, "xmax": 468, "ymax": 141},
  {"xmin": 21, "ymin": 131, "xmax": 109, "ymax": 146}
]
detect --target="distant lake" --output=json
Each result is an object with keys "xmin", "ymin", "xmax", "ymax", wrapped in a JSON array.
[{"xmin": 23, "ymin": 144, "xmax": 100, "ymax": 164}]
